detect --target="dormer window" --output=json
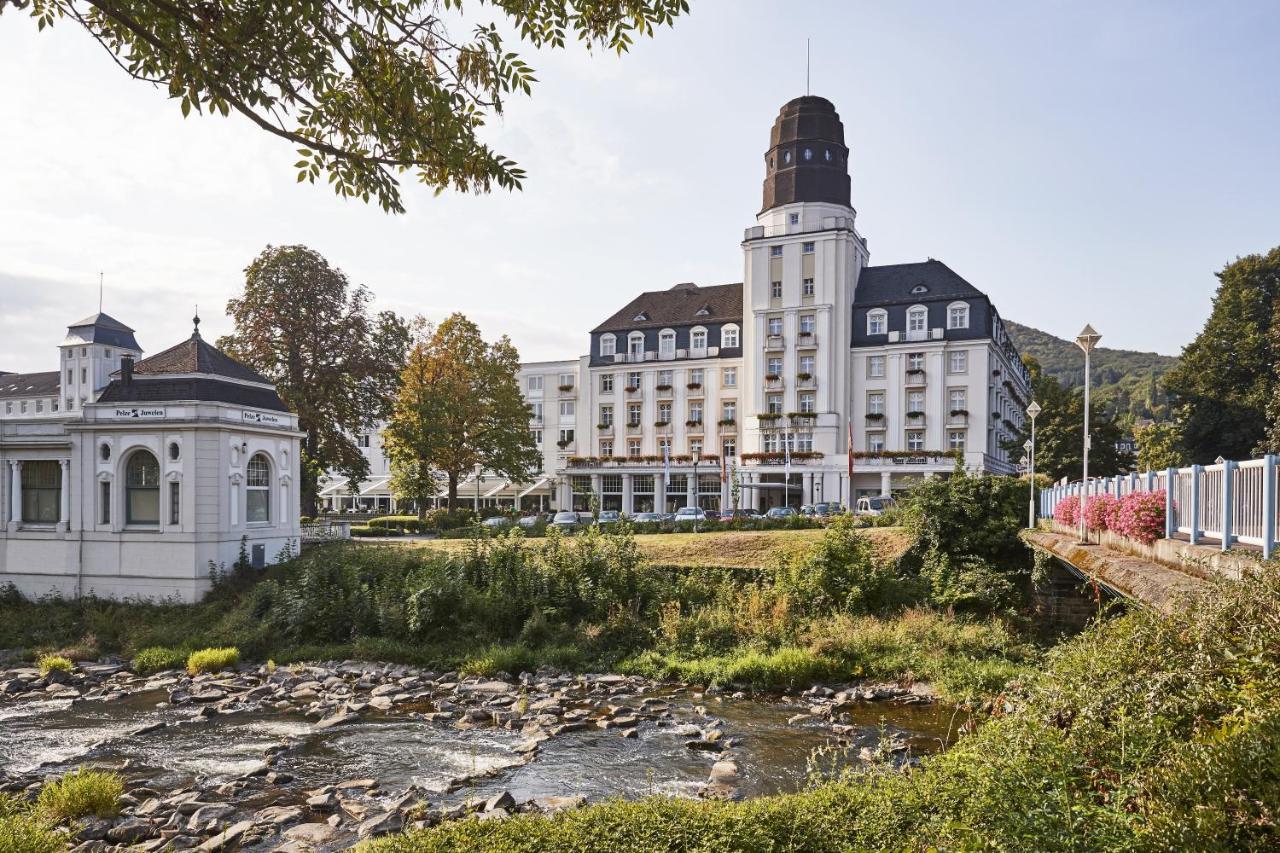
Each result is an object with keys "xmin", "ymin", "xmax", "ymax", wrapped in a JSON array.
[
  {"xmin": 694, "ymin": 306, "xmax": 710, "ymax": 316},
  {"xmin": 633, "ymin": 311, "xmax": 649, "ymax": 322},
  {"xmin": 690, "ymin": 327, "xmax": 707, "ymax": 350},
  {"xmin": 911, "ymin": 284, "xmax": 929, "ymax": 295},
  {"xmin": 907, "ymin": 306, "xmax": 928, "ymax": 333},
  {"xmin": 628, "ymin": 332, "xmax": 645, "ymax": 358},
  {"xmin": 720, "ymin": 324, "xmax": 740, "ymax": 349},
  {"xmin": 947, "ymin": 302, "xmax": 970, "ymax": 330},
  {"xmin": 867, "ymin": 309, "xmax": 887, "ymax": 335},
  {"xmin": 599, "ymin": 334, "xmax": 616, "ymax": 357},
  {"xmin": 658, "ymin": 329, "xmax": 676, "ymax": 356}
]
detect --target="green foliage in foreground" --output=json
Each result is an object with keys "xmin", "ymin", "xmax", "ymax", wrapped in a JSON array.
[
  {"xmin": 0, "ymin": 795, "xmax": 62, "ymax": 853},
  {"xmin": 186, "ymin": 647, "xmax": 240, "ymax": 675},
  {"xmin": 132, "ymin": 646, "xmax": 190, "ymax": 675},
  {"xmin": 35, "ymin": 769, "xmax": 122, "ymax": 822},
  {"xmin": 364, "ymin": 569, "xmax": 1280, "ymax": 852},
  {"xmin": 36, "ymin": 654, "xmax": 72, "ymax": 677}
]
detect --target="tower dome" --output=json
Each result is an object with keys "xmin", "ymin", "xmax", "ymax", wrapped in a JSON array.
[{"xmin": 760, "ymin": 95, "xmax": 850, "ymax": 212}]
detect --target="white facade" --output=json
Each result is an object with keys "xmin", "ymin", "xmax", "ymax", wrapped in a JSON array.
[{"xmin": 0, "ymin": 315, "xmax": 303, "ymax": 602}]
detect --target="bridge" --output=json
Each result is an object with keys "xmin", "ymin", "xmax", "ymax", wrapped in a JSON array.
[{"xmin": 1024, "ymin": 454, "xmax": 1279, "ymax": 612}]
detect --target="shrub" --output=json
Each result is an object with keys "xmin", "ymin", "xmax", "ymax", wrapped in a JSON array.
[
  {"xmin": 1110, "ymin": 490, "xmax": 1167, "ymax": 544},
  {"xmin": 36, "ymin": 769, "xmax": 122, "ymax": 821},
  {"xmin": 186, "ymin": 646, "xmax": 240, "ymax": 675},
  {"xmin": 1054, "ymin": 494, "xmax": 1080, "ymax": 526},
  {"xmin": 351, "ymin": 525, "xmax": 399, "ymax": 537},
  {"xmin": 132, "ymin": 646, "xmax": 188, "ymax": 674},
  {"xmin": 0, "ymin": 795, "xmax": 61, "ymax": 853},
  {"xmin": 369, "ymin": 515, "xmax": 424, "ymax": 533},
  {"xmin": 773, "ymin": 515, "xmax": 899, "ymax": 614},
  {"xmin": 37, "ymin": 654, "xmax": 73, "ymax": 677},
  {"xmin": 1083, "ymin": 492, "xmax": 1119, "ymax": 531}
]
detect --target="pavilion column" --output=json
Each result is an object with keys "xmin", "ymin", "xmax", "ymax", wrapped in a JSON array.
[
  {"xmin": 8, "ymin": 460, "xmax": 22, "ymax": 529},
  {"xmin": 803, "ymin": 471, "xmax": 814, "ymax": 505},
  {"xmin": 655, "ymin": 474, "xmax": 667, "ymax": 514},
  {"xmin": 58, "ymin": 459, "xmax": 70, "ymax": 530},
  {"xmin": 621, "ymin": 474, "xmax": 634, "ymax": 516},
  {"xmin": 880, "ymin": 471, "xmax": 892, "ymax": 495},
  {"xmin": 591, "ymin": 474, "xmax": 602, "ymax": 511},
  {"xmin": 686, "ymin": 472, "xmax": 696, "ymax": 509}
]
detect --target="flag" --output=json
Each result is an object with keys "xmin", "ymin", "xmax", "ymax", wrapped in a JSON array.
[
  {"xmin": 720, "ymin": 452, "xmax": 727, "ymax": 483},
  {"xmin": 784, "ymin": 427, "xmax": 791, "ymax": 487},
  {"xmin": 662, "ymin": 443, "xmax": 670, "ymax": 485},
  {"xmin": 847, "ymin": 419, "xmax": 854, "ymax": 479}
]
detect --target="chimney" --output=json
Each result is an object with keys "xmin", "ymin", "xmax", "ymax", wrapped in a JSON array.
[{"xmin": 121, "ymin": 355, "xmax": 134, "ymax": 385}]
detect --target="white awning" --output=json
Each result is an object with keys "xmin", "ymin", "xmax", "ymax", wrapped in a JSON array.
[
  {"xmin": 318, "ymin": 478, "xmax": 350, "ymax": 497},
  {"xmin": 518, "ymin": 477, "xmax": 550, "ymax": 499},
  {"xmin": 483, "ymin": 479, "xmax": 512, "ymax": 498},
  {"xmin": 359, "ymin": 477, "xmax": 392, "ymax": 496}
]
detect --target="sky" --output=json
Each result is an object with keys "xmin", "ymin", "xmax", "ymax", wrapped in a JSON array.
[{"xmin": 2, "ymin": 0, "xmax": 1278, "ymax": 374}]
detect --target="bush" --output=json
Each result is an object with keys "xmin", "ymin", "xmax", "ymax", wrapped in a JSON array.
[
  {"xmin": 132, "ymin": 646, "xmax": 188, "ymax": 674},
  {"xmin": 1054, "ymin": 494, "xmax": 1080, "ymax": 526},
  {"xmin": 351, "ymin": 525, "xmax": 399, "ymax": 537},
  {"xmin": 186, "ymin": 646, "xmax": 240, "ymax": 675},
  {"xmin": 1083, "ymin": 492, "xmax": 1119, "ymax": 531},
  {"xmin": 773, "ymin": 515, "xmax": 901, "ymax": 613},
  {"xmin": 369, "ymin": 515, "xmax": 424, "ymax": 533},
  {"xmin": 0, "ymin": 795, "xmax": 62, "ymax": 853},
  {"xmin": 1111, "ymin": 490, "xmax": 1167, "ymax": 544},
  {"xmin": 36, "ymin": 769, "xmax": 122, "ymax": 821},
  {"xmin": 37, "ymin": 654, "xmax": 73, "ymax": 677}
]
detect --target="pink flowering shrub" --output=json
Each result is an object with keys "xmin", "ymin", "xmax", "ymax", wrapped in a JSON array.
[
  {"xmin": 1083, "ymin": 493, "xmax": 1119, "ymax": 531},
  {"xmin": 1110, "ymin": 490, "xmax": 1167, "ymax": 544},
  {"xmin": 1054, "ymin": 495, "xmax": 1079, "ymax": 526}
]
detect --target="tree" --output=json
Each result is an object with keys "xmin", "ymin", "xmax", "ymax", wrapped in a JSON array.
[
  {"xmin": 1164, "ymin": 247, "xmax": 1280, "ymax": 462},
  {"xmin": 10, "ymin": 0, "xmax": 689, "ymax": 213},
  {"xmin": 218, "ymin": 245, "xmax": 410, "ymax": 513},
  {"xmin": 1003, "ymin": 357, "xmax": 1134, "ymax": 483},
  {"xmin": 1134, "ymin": 421, "xmax": 1187, "ymax": 472},
  {"xmin": 388, "ymin": 459, "xmax": 439, "ymax": 518},
  {"xmin": 383, "ymin": 313, "xmax": 540, "ymax": 510}
]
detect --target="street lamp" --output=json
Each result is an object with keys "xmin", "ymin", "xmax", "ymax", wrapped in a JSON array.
[
  {"xmin": 1026, "ymin": 401, "xmax": 1041, "ymax": 529},
  {"xmin": 473, "ymin": 463, "xmax": 484, "ymax": 516},
  {"xmin": 1075, "ymin": 325, "xmax": 1102, "ymax": 543},
  {"xmin": 691, "ymin": 451, "xmax": 701, "ymax": 531}
]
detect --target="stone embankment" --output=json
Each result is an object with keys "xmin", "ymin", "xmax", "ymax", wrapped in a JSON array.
[{"xmin": 0, "ymin": 659, "xmax": 935, "ymax": 851}]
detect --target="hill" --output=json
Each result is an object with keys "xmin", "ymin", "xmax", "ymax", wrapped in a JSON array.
[{"xmin": 1005, "ymin": 320, "xmax": 1180, "ymax": 421}]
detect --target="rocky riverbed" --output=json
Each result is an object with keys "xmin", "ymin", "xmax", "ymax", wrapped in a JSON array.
[{"xmin": 0, "ymin": 659, "xmax": 951, "ymax": 851}]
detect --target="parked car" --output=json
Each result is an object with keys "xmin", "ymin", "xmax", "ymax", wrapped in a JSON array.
[
  {"xmin": 766, "ymin": 506, "xmax": 797, "ymax": 519},
  {"xmin": 813, "ymin": 503, "xmax": 835, "ymax": 517},
  {"xmin": 631, "ymin": 512, "xmax": 664, "ymax": 523},
  {"xmin": 674, "ymin": 507, "xmax": 707, "ymax": 522},
  {"xmin": 550, "ymin": 511, "xmax": 584, "ymax": 533},
  {"xmin": 517, "ymin": 513, "xmax": 546, "ymax": 529},
  {"xmin": 856, "ymin": 496, "xmax": 898, "ymax": 516},
  {"xmin": 480, "ymin": 515, "xmax": 512, "ymax": 530},
  {"xmin": 596, "ymin": 510, "xmax": 622, "ymax": 528},
  {"xmin": 726, "ymin": 508, "xmax": 763, "ymax": 520},
  {"xmin": 799, "ymin": 504, "xmax": 817, "ymax": 516}
]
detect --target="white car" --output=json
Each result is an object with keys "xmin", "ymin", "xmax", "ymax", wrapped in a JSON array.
[
  {"xmin": 674, "ymin": 507, "xmax": 707, "ymax": 522},
  {"xmin": 856, "ymin": 496, "xmax": 898, "ymax": 516}
]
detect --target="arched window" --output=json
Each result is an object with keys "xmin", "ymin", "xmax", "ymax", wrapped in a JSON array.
[
  {"xmin": 907, "ymin": 305, "xmax": 928, "ymax": 333},
  {"xmin": 21, "ymin": 461, "xmax": 60, "ymax": 523},
  {"xmin": 599, "ymin": 334, "xmax": 616, "ymax": 357},
  {"xmin": 627, "ymin": 332, "xmax": 645, "ymax": 359},
  {"xmin": 125, "ymin": 450, "xmax": 160, "ymax": 525},
  {"xmin": 720, "ymin": 324, "xmax": 740, "ymax": 349},
  {"xmin": 690, "ymin": 326, "xmax": 707, "ymax": 351},
  {"xmin": 246, "ymin": 453, "xmax": 272, "ymax": 524},
  {"xmin": 947, "ymin": 301, "xmax": 970, "ymax": 330},
  {"xmin": 658, "ymin": 329, "xmax": 676, "ymax": 356},
  {"xmin": 866, "ymin": 309, "xmax": 888, "ymax": 335}
]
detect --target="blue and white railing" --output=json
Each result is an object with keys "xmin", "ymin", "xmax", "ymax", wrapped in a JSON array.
[{"xmin": 1039, "ymin": 455, "xmax": 1279, "ymax": 559}]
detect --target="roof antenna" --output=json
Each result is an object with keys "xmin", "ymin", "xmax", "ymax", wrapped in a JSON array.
[
  {"xmin": 806, "ymin": 38, "xmax": 810, "ymax": 96},
  {"xmin": 98, "ymin": 271, "xmax": 103, "ymax": 314},
  {"xmin": 192, "ymin": 305, "xmax": 201, "ymax": 339}
]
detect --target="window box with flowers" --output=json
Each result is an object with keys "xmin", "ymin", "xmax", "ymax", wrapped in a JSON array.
[
  {"xmin": 864, "ymin": 412, "xmax": 885, "ymax": 422},
  {"xmin": 742, "ymin": 451, "xmax": 825, "ymax": 465},
  {"xmin": 556, "ymin": 439, "xmax": 573, "ymax": 449},
  {"xmin": 558, "ymin": 384, "xmax": 575, "ymax": 393},
  {"xmin": 654, "ymin": 420, "xmax": 671, "ymax": 428},
  {"xmin": 625, "ymin": 385, "xmax": 640, "ymax": 394},
  {"xmin": 905, "ymin": 410, "xmax": 926, "ymax": 418},
  {"xmin": 764, "ymin": 374, "xmax": 781, "ymax": 382},
  {"xmin": 795, "ymin": 372, "xmax": 813, "ymax": 381},
  {"xmin": 717, "ymin": 418, "xmax": 737, "ymax": 427},
  {"xmin": 597, "ymin": 423, "xmax": 613, "ymax": 431},
  {"xmin": 686, "ymin": 382, "xmax": 702, "ymax": 391},
  {"xmin": 757, "ymin": 412, "xmax": 782, "ymax": 423},
  {"xmin": 949, "ymin": 409, "xmax": 969, "ymax": 417},
  {"xmin": 685, "ymin": 419, "xmax": 704, "ymax": 429},
  {"xmin": 655, "ymin": 384, "xmax": 673, "ymax": 392}
]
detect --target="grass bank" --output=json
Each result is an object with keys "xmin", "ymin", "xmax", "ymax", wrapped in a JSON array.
[
  {"xmin": 401, "ymin": 527, "xmax": 912, "ymax": 570},
  {"xmin": 0, "ymin": 514, "xmax": 1034, "ymax": 703},
  {"xmin": 363, "ymin": 567, "xmax": 1280, "ymax": 852}
]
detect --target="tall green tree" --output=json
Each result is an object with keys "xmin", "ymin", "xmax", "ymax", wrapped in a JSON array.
[
  {"xmin": 1003, "ymin": 357, "xmax": 1133, "ymax": 483},
  {"xmin": 10, "ymin": 0, "xmax": 689, "ymax": 213},
  {"xmin": 1134, "ymin": 421, "xmax": 1187, "ymax": 472},
  {"xmin": 219, "ymin": 245, "xmax": 410, "ymax": 513},
  {"xmin": 1164, "ymin": 247, "xmax": 1280, "ymax": 462},
  {"xmin": 383, "ymin": 314, "xmax": 539, "ymax": 509}
]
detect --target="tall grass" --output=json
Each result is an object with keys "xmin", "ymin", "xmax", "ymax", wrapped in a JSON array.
[
  {"xmin": 35, "ymin": 769, "xmax": 122, "ymax": 822},
  {"xmin": 186, "ymin": 647, "xmax": 240, "ymax": 675}
]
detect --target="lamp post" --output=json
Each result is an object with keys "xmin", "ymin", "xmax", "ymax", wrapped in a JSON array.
[
  {"xmin": 473, "ymin": 463, "xmax": 484, "ymax": 516},
  {"xmin": 691, "ymin": 451, "xmax": 701, "ymax": 531},
  {"xmin": 1026, "ymin": 401, "xmax": 1041, "ymax": 529},
  {"xmin": 1075, "ymin": 325, "xmax": 1102, "ymax": 543}
]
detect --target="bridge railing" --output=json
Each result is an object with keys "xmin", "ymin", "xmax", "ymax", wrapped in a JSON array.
[{"xmin": 1039, "ymin": 454, "xmax": 1279, "ymax": 560}]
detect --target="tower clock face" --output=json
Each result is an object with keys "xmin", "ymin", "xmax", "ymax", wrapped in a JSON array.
[{"xmin": 783, "ymin": 150, "xmax": 791, "ymax": 164}]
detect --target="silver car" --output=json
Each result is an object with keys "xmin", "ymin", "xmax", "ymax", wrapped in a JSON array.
[{"xmin": 550, "ymin": 511, "xmax": 583, "ymax": 533}]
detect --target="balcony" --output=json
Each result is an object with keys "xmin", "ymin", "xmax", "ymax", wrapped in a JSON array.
[
  {"xmin": 764, "ymin": 374, "xmax": 784, "ymax": 391},
  {"xmin": 625, "ymin": 385, "xmax": 642, "ymax": 398},
  {"xmin": 904, "ymin": 369, "xmax": 927, "ymax": 388},
  {"xmin": 685, "ymin": 419, "xmax": 705, "ymax": 434},
  {"xmin": 558, "ymin": 384, "xmax": 577, "ymax": 396},
  {"xmin": 864, "ymin": 413, "xmax": 886, "ymax": 430},
  {"xmin": 654, "ymin": 420, "xmax": 673, "ymax": 434},
  {"xmin": 717, "ymin": 419, "xmax": 737, "ymax": 433},
  {"xmin": 795, "ymin": 374, "xmax": 816, "ymax": 390},
  {"xmin": 789, "ymin": 412, "xmax": 817, "ymax": 428},
  {"xmin": 597, "ymin": 422, "xmax": 614, "ymax": 432},
  {"xmin": 756, "ymin": 413, "xmax": 784, "ymax": 430},
  {"xmin": 905, "ymin": 412, "xmax": 927, "ymax": 428},
  {"xmin": 655, "ymin": 384, "xmax": 674, "ymax": 398},
  {"xmin": 796, "ymin": 331, "xmax": 817, "ymax": 348},
  {"xmin": 947, "ymin": 410, "xmax": 969, "ymax": 426},
  {"xmin": 626, "ymin": 421, "xmax": 643, "ymax": 435},
  {"xmin": 765, "ymin": 334, "xmax": 785, "ymax": 350}
]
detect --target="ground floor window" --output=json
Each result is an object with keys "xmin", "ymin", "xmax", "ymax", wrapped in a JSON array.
[
  {"xmin": 126, "ymin": 451, "xmax": 161, "ymax": 524},
  {"xmin": 21, "ymin": 460, "xmax": 60, "ymax": 523},
  {"xmin": 100, "ymin": 481, "xmax": 111, "ymax": 525},
  {"xmin": 948, "ymin": 430, "xmax": 966, "ymax": 451},
  {"xmin": 169, "ymin": 481, "xmax": 181, "ymax": 525}
]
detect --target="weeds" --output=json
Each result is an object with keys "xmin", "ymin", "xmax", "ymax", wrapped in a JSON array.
[{"xmin": 35, "ymin": 769, "xmax": 122, "ymax": 822}]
